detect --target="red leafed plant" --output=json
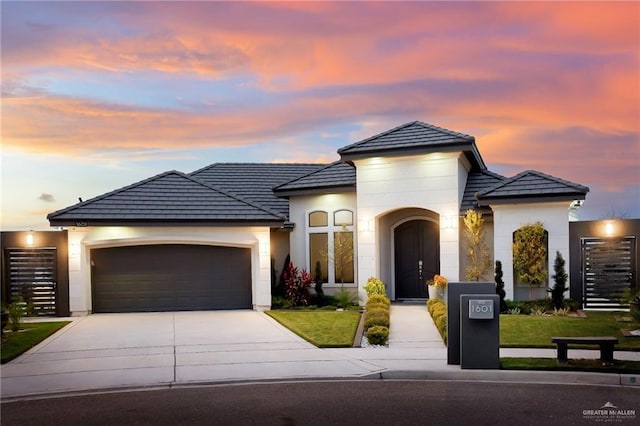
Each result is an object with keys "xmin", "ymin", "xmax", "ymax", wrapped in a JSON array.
[{"xmin": 283, "ymin": 262, "xmax": 312, "ymax": 306}]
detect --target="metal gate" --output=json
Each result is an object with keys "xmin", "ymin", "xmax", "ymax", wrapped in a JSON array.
[
  {"xmin": 582, "ymin": 237, "xmax": 636, "ymax": 310},
  {"xmin": 5, "ymin": 248, "xmax": 57, "ymax": 316}
]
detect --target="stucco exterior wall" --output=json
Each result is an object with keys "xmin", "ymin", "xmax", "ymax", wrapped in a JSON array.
[
  {"xmin": 491, "ymin": 202, "xmax": 571, "ymax": 301},
  {"xmin": 353, "ymin": 152, "xmax": 467, "ymax": 299},
  {"xmin": 66, "ymin": 226, "xmax": 272, "ymax": 315}
]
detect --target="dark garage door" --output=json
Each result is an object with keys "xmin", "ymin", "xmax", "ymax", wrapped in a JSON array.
[{"xmin": 91, "ymin": 244, "xmax": 252, "ymax": 313}]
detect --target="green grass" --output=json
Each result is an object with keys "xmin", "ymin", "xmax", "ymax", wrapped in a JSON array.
[
  {"xmin": 266, "ymin": 310, "xmax": 361, "ymax": 347},
  {"xmin": 500, "ymin": 311, "xmax": 640, "ymax": 350},
  {"xmin": 500, "ymin": 357, "xmax": 640, "ymax": 374},
  {"xmin": 1, "ymin": 321, "xmax": 71, "ymax": 364}
]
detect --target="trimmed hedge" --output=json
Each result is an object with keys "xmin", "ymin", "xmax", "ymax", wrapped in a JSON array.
[
  {"xmin": 427, "ymin": 298, "xmax": 447, "ymax": 344},
  {"xmin": 364, "ymin": 293, "xmax": 391, "ymax": 346},
  {"xmin": 365, "ymin": 326, "xmax": 389, "ymax": 345},
  {"xmin": 364, "ymin": 312, "xmax": 390, "ymax": 329},
  {"xmin": 366, "ymin": 294, "xmax": 391, "ymax": 307}
]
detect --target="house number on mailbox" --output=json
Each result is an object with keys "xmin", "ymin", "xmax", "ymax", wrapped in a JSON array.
[{"xmin": 469, "ymin": 300, "xmax": 494, "ymax": 319}]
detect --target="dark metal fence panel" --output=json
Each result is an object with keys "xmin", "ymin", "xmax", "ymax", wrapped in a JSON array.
[
  {"xmin": 6, "ymin": 248, "xmax": 57, "ymax": 316},
  {"xmin": 582, "ymin": 236, "xmax": 636, "ymax": 310}
]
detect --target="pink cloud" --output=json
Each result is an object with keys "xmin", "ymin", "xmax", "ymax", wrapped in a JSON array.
[{"xmin": 2, "ymin": 1, "xmax": 638, "ymax": 219}]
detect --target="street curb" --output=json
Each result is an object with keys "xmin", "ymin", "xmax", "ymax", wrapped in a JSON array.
[
  {"xmin": 2, "ymin": 370, "xmax": 638, "ymax": 403},
  {"xmin": 371, "ymin": 369, "xmax": 640, "ymax": 387}
]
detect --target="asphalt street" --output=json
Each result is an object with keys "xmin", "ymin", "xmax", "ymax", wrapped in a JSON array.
[{"xmin": 2, "ymin": 380, "xmax": 638, "ymax": 426}]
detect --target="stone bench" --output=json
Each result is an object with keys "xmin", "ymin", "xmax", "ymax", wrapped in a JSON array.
[{"xmin": 551, "ymin": 336, "xmax": 619, "ymax": 364}]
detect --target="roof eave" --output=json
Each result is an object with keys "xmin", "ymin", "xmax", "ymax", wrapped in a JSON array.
[
  {"xmin": 339, "ymin": 142, "xmax": 477, "ymax": 162},
  {"xmin": 274, "ymin": 184, "xmax": 356, "ymax": 198},
  {"xmin": 47, "ymin": 218, "xmax": 287, "ymax": 228},
  {"xmin": 477, "ymin": 193, "xmax": 588, "ymax": 207}
]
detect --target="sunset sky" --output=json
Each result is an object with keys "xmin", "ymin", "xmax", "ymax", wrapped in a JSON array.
[{"xmin": 2, "ymin": 1, "xmax": 639, "ymax": 230}]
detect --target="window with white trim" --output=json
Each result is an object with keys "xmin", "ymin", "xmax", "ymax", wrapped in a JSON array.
[{"xmin": 307, "ymin": 209, "xmax": 355, "ymax": 284}]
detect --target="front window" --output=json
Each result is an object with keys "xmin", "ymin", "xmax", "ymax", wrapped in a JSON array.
[
  {"xmin": 307, "ymin": 209, "xmax": 355, "ymax": 284},
  {"xmin": 333, "ymin": 230, "xmax": 354, "ymax": 283},
  {"xmin": 309, "ymin": 233, "xmax": 328, "ymax": 282}
]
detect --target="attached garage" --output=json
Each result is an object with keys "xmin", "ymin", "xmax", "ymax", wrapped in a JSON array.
[{"xmin": 91, "ymin": 244, "xmax": 251, "ymax": 313}]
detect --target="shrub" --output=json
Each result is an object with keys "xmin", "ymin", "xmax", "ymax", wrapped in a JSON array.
[
  {"xmin": 367, "ymin": 294, "xmax": 390, "ymax": 307},
  {"xmin": 549, "ymin": 251, "xmax": 568, "ymax": 309},
  {"xmin": 319, "ymin": 305, "xmax": 338, "ymax": 311},
  {"xmin": 553, "ymin": 307, "xmax": 570, "ymax": 317},
  {"xmin": 530, "ymin": 306, "xmax": 545, "ymax": 316},
  {"xmin": 366, "ymin": 305, "xmax": 388, "ymax": 316},
  {"xmin": 495, "ymin": 260, "xmax": 508, "ymax": 313},
  {"xmin": 364, "ymin": 294, "xmax": 391, "ymax": 344},
  {"xmin": 426, "ymin": 298, "xmax": 447, "ymax": 344},
  {"xmin": 271, "ymin": 296, "xmax": 292, "ymax": 310},
  {"xmin": 366, "ymin": 326, "xmax": 389, "ymax": 345},
  {"xmin": 434, "ymin": 313, "xmax": 447, "ymax": 331},
  {"xmin": 564, "ymin": 298, "xmax": 581, "ymax": 312},
  {"xmin": 335, "ymin": 289, "xmax": 356, "ymax": 308},
  {"xmin": 507, "ymin": 299, "xmax": 555, "ymax": 315},
  {"xmin": 7, "ymin": 298, "xmax": 24, "ymax": 332},
  {"xmin": 363, "ymin": 277, "xmax": 386, "ymax": 296},
  {"xmin": 365, "ymin": 302, "xmax": 389, "ymax": 313},
  {"xmin": 364, "ymin": 297, "xmax": 390, "ymax": 329},
  {"xmin": 283, "ymin": 262, "xmax": 313, "ymax": 306},
  {"xmin": 314, "ymin": 260, "xmax": 324, "ymax": 299},
  {"xmin": 427, "ymin": 298, "xmax": 441, "ymax": 310},
  {"xmin": 365, "ymin": 313, "xmax": 390, "ymax": 329}
]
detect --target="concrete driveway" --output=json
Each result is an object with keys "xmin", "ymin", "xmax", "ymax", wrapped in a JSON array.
[
  {"xmin": 2, "ymin": 306, "xmax": 637, "ymax": 400},
  {"xmin": 1, "ymin": 311, "xmax": 388, "ymax": 399}
]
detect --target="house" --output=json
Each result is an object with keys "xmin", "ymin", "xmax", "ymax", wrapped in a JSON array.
[{"xmin": 47, "ymin": 121, "xmax": 589, "ymax": 315}]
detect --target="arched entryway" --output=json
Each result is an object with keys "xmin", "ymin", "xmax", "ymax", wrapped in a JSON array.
[{"xmin": 394, "ymin": 219, "xmax": 440, "ymax": 299}]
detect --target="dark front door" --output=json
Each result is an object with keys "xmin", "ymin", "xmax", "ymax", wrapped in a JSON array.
[{"xmin": 395, "ymin": 220, "xmax": 440, "ymax": 299}]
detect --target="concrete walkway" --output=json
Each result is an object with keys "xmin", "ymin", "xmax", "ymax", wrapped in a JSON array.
[{"xmin": 1, "ymin": 306, "xmax": 639, "ymax": 400}]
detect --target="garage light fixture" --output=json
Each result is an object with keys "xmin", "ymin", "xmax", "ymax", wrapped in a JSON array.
[{"xmin": 605, "ymin": 222, "xmax": 614, "ymax": 237}]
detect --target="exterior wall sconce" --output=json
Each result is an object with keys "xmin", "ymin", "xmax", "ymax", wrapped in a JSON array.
[
  {"xmin": 26, "ymin": 232, "xmax": 34, "ymax": 246},
  {"xmin": 605, "ymin": 222, "xmax": 614, "ymax": 237},
  {"xmin": 69, "ymin": 242, "xmax": 81, "ymax": 257},
  {"xmin": 359, "ymin": 219, "xmax": 374, "ymax": 232},
  {"xmin": 442, "ymin": 215, "xmax": 457, "ymax": 229},
  {"xmin": 259, "ymin": 240, "xmax": 270, "ymax": 256}
]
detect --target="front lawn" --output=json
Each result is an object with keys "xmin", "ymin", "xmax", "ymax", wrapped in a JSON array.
[
  {"xmin": 500, "ymin": 311, "xmax": 640, "ymax": 350},
  {"xmin": 266, "ymin": 311, "xmax": 361, "ymax": 347},
  {"xmin": 501, "ymin": 357, "xmax": 640, "ymax": 374},
  {"xmin": 1, "ymin": 321, "xmax": 71, "ymax": 364}
]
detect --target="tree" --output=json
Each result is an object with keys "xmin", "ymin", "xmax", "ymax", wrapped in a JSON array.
[
  {"xmin": 463, "ymin": 209, "xmax": 492, "ymax": 281},
  {"xmin": 322, "ymin": 225, "xmax": 354, "ymax": 285},
  {"xmin": 494, "ymin": 260, "xmax": 508, "ymax": 313},
  {"xmin": 333, "ymin": 226, "xmax": 354, "ymax": 285},
  {"xmin": 513, "ymin": 221, "xmax": 548, "ymax": 300},
  {"xmin": 549, "ymin": 251, "xmax": 568, "ymax": 309}
]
